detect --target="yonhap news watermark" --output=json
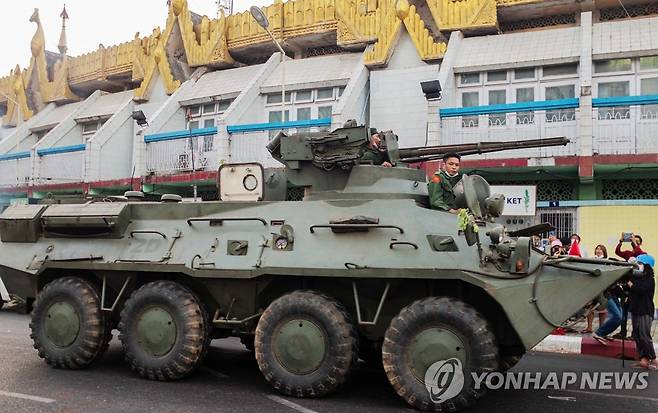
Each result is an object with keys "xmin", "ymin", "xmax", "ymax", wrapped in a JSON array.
[
  {"xmin": 471, "ymin": 371, "xmax": 649, "ymax": 391},
  {"xmin": 425, "ymin": 358, "xmax": 649, "ymax": 403}
]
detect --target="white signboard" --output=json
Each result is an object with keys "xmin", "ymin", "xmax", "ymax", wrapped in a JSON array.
[{"xmin": 490, "ymin": 185, "xmax": 537, "ymax": 216}]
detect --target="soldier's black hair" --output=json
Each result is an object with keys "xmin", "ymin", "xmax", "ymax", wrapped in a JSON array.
[
  {"xmin": 369, "ymin": 128, "xmax": 378, "ymax": 136},
  {"xmin": 442, "ymin": 152, "xmax": 461, "ymax": 162}
]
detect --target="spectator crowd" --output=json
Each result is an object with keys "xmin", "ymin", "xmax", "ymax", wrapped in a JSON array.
[{"xmin": 542, "ymin": 231, "xmax": 657, "ymax": 370}]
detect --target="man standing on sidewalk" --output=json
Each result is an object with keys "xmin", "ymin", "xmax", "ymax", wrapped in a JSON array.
[{"xmin": 627, "ymin": 254, "xmax": 657, "ymax": 369}]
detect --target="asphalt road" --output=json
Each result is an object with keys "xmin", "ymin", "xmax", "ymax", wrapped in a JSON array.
[{"xmin": 1, "ymin": 310, "xmax": 657, "ymax": 413}]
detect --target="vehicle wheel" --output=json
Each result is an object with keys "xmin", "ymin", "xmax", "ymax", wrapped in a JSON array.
[
  {"xmin": 382, "ymin": 297, "xmax": 499, "ymax": 411},
  {"xmin": 255, "ymin": 290, "xmax": 358, "ymax": 398},
  {"xmin": 30, "ymin": 277, "xmax": 111, "ymax": 369},
  {"xmin": 119, "ymin": 280, "xmax": 210, "ymax": 381}
]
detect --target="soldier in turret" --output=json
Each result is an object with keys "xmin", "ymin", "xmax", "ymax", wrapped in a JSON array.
[
  {"xmin": 428, "ymin": 152, "xmax": 461, "ymax": 214},
  {"xmin": 361, "ymin": 128, "xmax": 392, "ymax": 167}
]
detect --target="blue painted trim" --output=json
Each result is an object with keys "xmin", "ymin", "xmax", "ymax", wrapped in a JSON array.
[
  {"xmin": 144, "ymin": 127, "xmax": 218, "ymax": 143},
  {"xmin": 537, "ymin": 199, "xmax": 658, "ymax": 208},
  {"xmin": 592, "ymin": 94, "xmax": 658, "ymax": 108},
  {"xmin": 0, "ymin": 151, "xmax": 31, "ymax": 161},
  {"xmin": 227, "ymin": 118, "xmax": 332, "ymax": 133},
  {"xmin": 37, "ymin": 144, "xmax": 86, "ymax": 156},
  {"xmin": 440, "ymin": 99, "xmax": 579, "ymax": 118}
]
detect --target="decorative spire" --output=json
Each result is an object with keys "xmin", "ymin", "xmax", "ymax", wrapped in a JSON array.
[{"xmin": 58, "ymin": 4, "xmax": 69, "ymax": 55}]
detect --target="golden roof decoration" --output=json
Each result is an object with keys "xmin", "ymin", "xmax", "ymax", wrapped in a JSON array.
[{"xmin": 0, "ymin": 0, "xmax": 559, "ymax": 122}]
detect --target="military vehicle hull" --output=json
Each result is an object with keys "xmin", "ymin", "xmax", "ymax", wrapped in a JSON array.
[
  {"xmin": 0, "ymin": 197, "xmax": 629, "ymax": 350},
  {"xmin": 0, "ymin": 194, "xmax": 630, "ymax": 409},
  {"xmin": 0, "ymin": 128, "xmax": 631, "ymax": 411}
]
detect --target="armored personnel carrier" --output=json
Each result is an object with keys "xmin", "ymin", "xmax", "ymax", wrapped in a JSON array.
[{"xmin": 0, "ymin": 124, "xmax": 632, "ymax": 411}]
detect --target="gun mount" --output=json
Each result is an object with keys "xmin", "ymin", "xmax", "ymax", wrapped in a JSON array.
[{"xmin": 265, "ymin": 123, "xmax": 569, "ymax": 195}]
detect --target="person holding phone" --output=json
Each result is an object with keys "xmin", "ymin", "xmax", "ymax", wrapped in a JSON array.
[{"xmin": 615, "ymin": 233, "xmax": 645, "ymax": 261}]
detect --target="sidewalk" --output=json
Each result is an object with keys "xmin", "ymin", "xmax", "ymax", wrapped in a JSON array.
[{"xmin": 533, "ymin": 318, "xmax": 658, "ymax": 355}]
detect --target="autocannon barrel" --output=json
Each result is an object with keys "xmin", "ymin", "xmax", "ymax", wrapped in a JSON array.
[{"xmin": 396, "ymin": 137, "xmax": 569, "ymax": 163}]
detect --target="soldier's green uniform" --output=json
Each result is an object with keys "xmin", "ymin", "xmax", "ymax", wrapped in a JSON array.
[
  {"xmin": 360, "ymin": 147, "xmax": 388, "ymax": 165},
  {"xmin": 428, "ymin": 170, "xmax": 461, "ymax": 211}
]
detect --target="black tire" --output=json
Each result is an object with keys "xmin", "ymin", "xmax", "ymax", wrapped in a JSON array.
[
  {"xmin": 30, "ymin": 277, "xmax": 111, "ymax": 369},
  {"xmin": 382, "ymin": 297, "xmax": 499, "ymax": 411},
  {"xmin": 119, "ymin": 280, "xmax": 210, "ymax": 381},
  {"xmin": 255, "ymin": 290, "xmax": 358, "ymax": 398}
]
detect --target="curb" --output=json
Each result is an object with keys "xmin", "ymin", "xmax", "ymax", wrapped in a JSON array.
[{"xmin": 533, "ymin": 334, "xmax": 658, "ymax": 356}]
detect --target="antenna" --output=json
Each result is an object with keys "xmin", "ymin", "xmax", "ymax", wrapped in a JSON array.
[{"xmin": 215, "ymin": 0, "xmax": 233, "ymax": 17}]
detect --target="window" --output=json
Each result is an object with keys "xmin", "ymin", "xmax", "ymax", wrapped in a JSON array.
[
  {"xmin": 318, "ymin": 106, "xmax": 332, "ymax": 119},
  {"xmin": 597, "ymin": 81, "xmax": 630, "ymax": 119},
  {"xmin": 545, "ymin": 85, "xmax": 575, "ymax": 122},
  {"xmin": 487, "ymin": 70, "xmax": 507, "ymax": 82},
  {"xmin": 543, "ymin": 64, "xmax": 577, "ymax": 77},
  {"xmin": 296, "ymin": 107, "xmax": 311, "ymax": 121},
  {"xmin": 201, "ymin": 119, "xmax": 215, "ymax": 151},
  {"xmin": 268, "ymin": 110, "xmax": 290, "ymax": 138},
  {"xmin": 188, "ymin": 120, "xmax": 200, "ymax": 130},
  {"xmin": 488, "ymin": 90, "xmax": 506, "ymax": 126},
  {"xmin": 460, "ymin": 73, "xmax": 480, "ymax": 85},
  {"xmin": 218, "ymin": 100, "xmax": 232, "ymax": 112},
  {"xmin": 338, "ymin": 86, "xmax": 345, "ymax": 97},
  {"xmin": 318, "ymin": 106, "xmax": 332, "ymax": 131},
  {"xmin": 82, "ymin": 123, "xmax": 97, "ymax": 134},
  {"xmin": 202, "ymin": 102, "xmax": 216, "ymax": 115},
  {"xmin": 189, "ymin": 105, "xmax": 201, "ymax": 116},
  {"xmin": 269, "ymin": 110, "xmax": 290, "ymax": 123},
  {"xmin": 594, "ymin": 58, "xmax": 632, "ymax": 73},
  {"xmin": 296, "ymin": 107, "xmax": 312, "ymax": 132},
  {"xmin": 514, "ymin": 68, "xmax": 535, "ymax": 80},
  {"xmin": 295, "ymin": 90, "xmax": 313, "ymax": 103},
  {"xmin": 34, "ymin": 129, "xmax": 51, "ymax": 141},
  {"xmin": 461, "ymin": 92, "xmax": 479, "ymax": 127},
  {"xmin": 81, "ymin": 120, "xmax": 105, "ymax": 136},
  {"xmin": 317, "ymin": 88, "xmax": 334, "ymax": 100},
  {"xmin": 266, "ymin": 92, "xmax": 292, "ymax": 104},
  {"xmin": 539, "ymin": 210, "xmax": 574, "ymax": 242},
  {"xmin": 516, "ymin": 87, "xmax": 534, "ymax": 125},
  {"xmin": 640, "ymin": 56, "xmax": 658, "ymax": 71},
  {"xmin": 641, "ymin": 78, "xmax": 658, "ymax": 118}
]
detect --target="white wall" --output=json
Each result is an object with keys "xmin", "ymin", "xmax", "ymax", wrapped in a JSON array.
[
  {"xmin": 370, "ymin": 33, "xmax": 440, "ymax": 148},
  {"xmin": 97, "ymin": 117, "xmax": 134, "ymax": 180}
]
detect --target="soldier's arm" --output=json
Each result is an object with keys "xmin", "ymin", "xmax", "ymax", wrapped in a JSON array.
[{"xmin": 428, "ymin": 180, "xmax": 449, "ymax": 210}]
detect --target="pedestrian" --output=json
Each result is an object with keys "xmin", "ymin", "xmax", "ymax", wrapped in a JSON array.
[
  {"xmin": 548, "ymin": 233, "xmax": 562, "ymax": 248},
  {"xmin": 568, "ymin": 233, "xmax": 587, "ymax": 257},
  {"xmin": 615, "ymin": 233, "xmax": 646, "ymax": 261},
  {"xmin": 428, "ymin": 152, "xmax": 462, "ymax": 214},
  {"xmin": 627, "ymin": 254, "xmax": 657, "ymax": 370},
  {"xmin": 582, "ymin": 245, "xmax": 609, "ymax": 334}
]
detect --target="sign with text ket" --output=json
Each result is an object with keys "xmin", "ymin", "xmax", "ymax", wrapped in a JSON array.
[{"xmin": 490, "ymin": 185, "xmax": 537, "ymax": 216}]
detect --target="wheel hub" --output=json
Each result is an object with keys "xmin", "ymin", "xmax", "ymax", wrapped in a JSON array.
[
  {"xmin": 273, "ymin": 319, "xmax": 327, "ymax": 374},
  {"xmin": 408, "ymin": 327, "xmax": 467, "ymax": 382},
  {"xmin": 136, "ymin": 306, "xmax": 177, "ymax": 357},
  {"xmin": 44, "ymin": 301, "xmax": 81, "ymax": 348}
]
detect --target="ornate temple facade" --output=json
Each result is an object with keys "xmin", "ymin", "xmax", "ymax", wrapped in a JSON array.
[{"xmin": 1, "ymin": 0, "xmax": 658, "ymax": 253}]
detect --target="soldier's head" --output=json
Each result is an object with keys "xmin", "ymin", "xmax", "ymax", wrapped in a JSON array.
[
  {"xmin": 369, "ymin": 129, "xmax": 382, "ymax": 150},
  {"xmin": 442, "ymin": 152, "xmax": 461, "ymax": 176}
]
